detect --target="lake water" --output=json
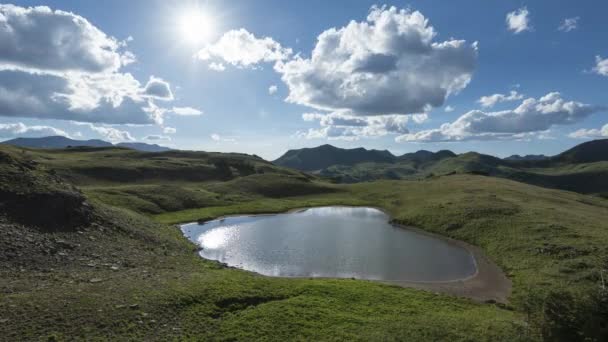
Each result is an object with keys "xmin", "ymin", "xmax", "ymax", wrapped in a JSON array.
[{"xmin": 181, "ymin": 207, "xmax": 477, "ymax": 282}]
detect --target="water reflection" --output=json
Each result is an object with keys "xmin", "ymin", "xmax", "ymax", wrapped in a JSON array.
[{"xmin": 182, "ymin": 207, "xmax": 476, "ymax": 282}]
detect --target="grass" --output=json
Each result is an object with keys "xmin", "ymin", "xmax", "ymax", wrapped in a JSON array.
[
  {"xmin": 2, "ymin": 146, "xmax": 608, "ymax": 340},
  {"xmin": 318, "ymin": 150, "xmax": 608, "ymax": 196}
]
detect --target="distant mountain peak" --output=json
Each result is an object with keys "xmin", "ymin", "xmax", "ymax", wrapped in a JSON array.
[
  {"xmin": 1, "ymin": 136, "xmax": 171, "ymax": 152},
  {"xmin": 273, "ymin": 145, "xmax": 396, "ymax": 171},
  {"xmin": 555, "ymin": 139, "xmax": 608, "ymax": 164}
]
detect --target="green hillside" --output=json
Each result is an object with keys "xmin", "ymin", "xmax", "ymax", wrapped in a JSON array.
[
  {"xmin": 273, "ymin": 144, "xmax": 396, "ymax": 171},
  {"xmin": 1, "ymin": 145, "xmax": 608, "ymax": 341},
  {"xmin": 283, "ymin": 140, "xmax": 608, "ymax": 196}
]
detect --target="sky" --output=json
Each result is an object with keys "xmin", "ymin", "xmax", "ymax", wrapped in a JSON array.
[{"xmin": 0, "ymin": 1, "xmax": 607, "ymax": 160}]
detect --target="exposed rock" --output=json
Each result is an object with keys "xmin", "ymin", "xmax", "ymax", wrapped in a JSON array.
[{"xmin": 0, "ymin": 150, "xmax": 92, "ymax": 231}]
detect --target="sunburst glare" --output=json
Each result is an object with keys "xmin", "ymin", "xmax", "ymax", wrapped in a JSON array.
[{"xmin": 176, "ymin": 7, "xmax": 214, "ymax": 45}]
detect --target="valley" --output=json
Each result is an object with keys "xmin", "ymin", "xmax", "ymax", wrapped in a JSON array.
[
  {"xmin": 275, "ymin": 140, "xmax": 608, "ymax": 197},
  {"xmin": 1, "ymin": 141, "xmax": 607, "ymax": 340}
]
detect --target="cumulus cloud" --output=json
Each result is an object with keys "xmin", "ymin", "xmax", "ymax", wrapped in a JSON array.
[
  {"xmin": 210, "ymin": 133, "xmax": 237, "ymax": 142},
  {"xmin": 594, "ymin": 56, "xmax": 608, "ymax": 77},
  {"xmin": 0, "ymin": 122, "xmax": 70, "ymax": 138},
  {"xmin": 197, "ymin": 28, "xmax": 292, "ymax": 68},
  {"xmin": 276, "ymin": 6, "xmax": 478, "ymax": 117},
  {"xmin": 91, "ymin": 126, "xmax": 134, "ymax": 143},
  {"xmin": 0, "ymin": 70, "xmax": 163, "ymax": 124},
  {"xmin": 163, "ymin": 126, "xmax": 177, "ymax": 134},
  {"xmin": 444, "ymin": 105, "xmax": 455, "ymax": 113},
  {"xmin": 568, "ymin": 124, "xmax": 608, "ymax": 139},
  {"xmin": 71, "ymin": 121, "xmax": 134, "ymax": 142},
  {"xmin": 0, "ymin": 4, "xmax": 187, "ymax": 126},
  {"xmin": 144, "ymin": 134, "xmax": 171, "ymax": 141},
  {"xmin": 171, "ymin": 106, "xmax": 203, "ymax": 116},
  {"xmin": 0, "ymin": 4, "xmax": 130, "ymax": 74},
  {"xmin": 143, "ymin": 76, "xmax": 173, "ymax": 100},
  {"xmin": 506, "ymin": 7, "xmax": 531, "ymax": 34},
  {"xmin": 297, "ymin": 111, "xmax": 412, "ymax": 140},
  {"xmin": 558, "ymin": 17, "xmax": 579, "ymax": 32},
  {"xmin": 398, "ymin": 92, "xmax": 601, "ymax": 142},
  {"xmin": 208, "ymin": 62, "xmax": 226, "ymax": 72},
  {"xmin": 268, "ymin": 85, "xmax": 278, "ymax": 95},
  {"xmin": 478, "ymin": 91, "xmax": 524, "ymax": 108}
]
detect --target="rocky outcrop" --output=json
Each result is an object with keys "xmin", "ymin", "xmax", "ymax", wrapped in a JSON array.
[{"xmin": 0, "ymin": 149, "xmax": 92, "ymax": 231}]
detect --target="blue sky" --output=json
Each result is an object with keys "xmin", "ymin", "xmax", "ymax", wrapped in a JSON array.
[{"xmin": 1, "ymin": 1, "xmax": 607, "ymax": 159}]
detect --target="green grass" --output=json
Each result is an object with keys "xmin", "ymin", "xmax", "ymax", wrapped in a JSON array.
[
  {"xmin": 154, "ymin": 194, "xmax": 367, "ymax": 224},
  {"xmin": 2, "ymin": 146, "xmax": 608, "ymax": 340},
  {"xmin": 318, "ymin": 150, "xmax": 608, "ymax": 196}
]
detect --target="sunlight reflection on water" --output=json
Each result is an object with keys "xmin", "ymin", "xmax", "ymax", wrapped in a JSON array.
[{"xmin": 182, "ymin": 207, "xmax": 476, "ymax": 282}]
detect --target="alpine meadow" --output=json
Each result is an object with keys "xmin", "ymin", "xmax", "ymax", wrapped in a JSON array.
[{"xmin": 1, "ymin": 1, "xmax": 608, "ymax": 341}]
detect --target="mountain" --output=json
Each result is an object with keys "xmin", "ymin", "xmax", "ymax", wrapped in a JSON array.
[
  {"xmin": 553, "ymin": 139, "xmax": 608, "ymax": 164},
  {"xmin": 504, "ymin": 154, "xmax": 549, "ymax": 161},
  {"xmin": 1, "ymin": 136, "xmax": 171, "ymax": 152},
  {"xmin": 116, "ymin": 142, "xmax": 171, "ymax": 152},
  {"xmin": 399, "ymin": 150, "xmax": 456, "ymax": 163},
  {"xmin": 2, "ymin": 136, "xmax": 112, "ymax": 149},
  {"xmin": 273, "ymin": 144, "xmax": 396, "ymax": 171},
  {"xmin": 275, "ymin": 140, "xmax": 608, "ymax": 196}
]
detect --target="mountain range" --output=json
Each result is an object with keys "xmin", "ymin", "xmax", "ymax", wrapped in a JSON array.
[
  {"xmin": 274, "ymin": 139, "xmax": 608, "ymax": 196},
  {"xmin": 1, "ymin": 136, "xmax": 171, "ymax": 152}
]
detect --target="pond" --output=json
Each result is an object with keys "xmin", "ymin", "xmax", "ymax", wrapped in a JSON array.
[{"xmin": 181, "ymin": 207, "xmax": 477, "ymax": 282}]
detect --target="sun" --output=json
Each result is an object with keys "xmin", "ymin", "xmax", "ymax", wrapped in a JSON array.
[{"xmin": 177, "ymin": 9, "xmax": 214, "ymax": 45}]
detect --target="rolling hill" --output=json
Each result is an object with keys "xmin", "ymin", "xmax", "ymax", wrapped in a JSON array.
[
  {"xmin": 274, "ymin": 140, "xmax": 608, "ymax": 196},
  {"xmin": 552, "ymin": 139, "xmax": 608, "ymax": 164},
  {"xmin": 273, "ymin": 144, "xmax": 396, "ymax": 171},
  {"xmin": 2, "ymin": 143, "xmax": 608, "ymax": 340},
  {"xmin": 1, "ymin": 136, "xmax": 171, "ymax": 152}
]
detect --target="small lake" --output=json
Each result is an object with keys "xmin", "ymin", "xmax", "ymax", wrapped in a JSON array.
[{"xmin": 181, "ymin": 207, "xmax": 477, "ymax": 282}]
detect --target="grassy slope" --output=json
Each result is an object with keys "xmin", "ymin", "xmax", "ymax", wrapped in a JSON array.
[
  {"xmin": 157, "ymin": 175, "xmax": 608, "ymax": 304},
  {"xmin": 2, "ymin": 146, "xmax": 608, "ymax": 340},
  {"xmin": 316, "ymin": 151, "xmax": 608, "ymax": 198}
]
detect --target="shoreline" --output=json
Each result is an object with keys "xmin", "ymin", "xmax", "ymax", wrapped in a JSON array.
[{"xmin": 182, "ymin": 205, "xmax": 512, "ymax": 303}]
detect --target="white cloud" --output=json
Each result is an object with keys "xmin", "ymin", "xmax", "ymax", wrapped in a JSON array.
[
  {"xmin": 297, "ymin": 111, "xmax": 412, "ymax": 140},
  {"xmin": 197, "ymin": 28, "xmax": 292, "ymax": 68},
  {"xmin": 92, "ymin": 126, "xmax": 134, "ymax": 143},
  {"xmin": 302, "ymin": 112, "xmax": 325, "ymax": 121},
  {"xmin": 568, "ymin": 124, "xmax": 608, "ymax": 139},
  {"xmin": 478, "ymin": 91, "xmax": 524, "ymax": 108},
  {"xmin": 144, "ymin": 134, "xmax": 171, "ymax": 141},
  {"xmin": 296, "ymin": 126, "xmax": 360, "ymax": 141},
  {"xmin": 558, "ymin": 17, "xmax": 579, "ymax": 32},
  {"xmin": 171, "ymin": 106, "xmax": 203, "ymax": 116},
  {"xmin": 143, "ymin": 76, "xmax": 173, "ymax": 100},
  {"xmin": 0, "ymin": 70, "xmax": 164, "ymax": 124},
  {"xmin": 411, "ymin": 113, "xmax": 429, "ymax": 124},
  {"xmin": 208, "ymin": 62, "xmax": 226, "ymax": 72},
  {"xmin": 0, "ymin": 4, "xmax": 129, "ymax": 74},
  {"xmin": 398, "ymin": 92, "xmax": 601, "ymax": 142},
  {"xmin": 268, "ymin": 85, "xmax": 278, "ymax": 95},
  {"xmin": 0, "ymin": 122, "xmax": 70, "ymax": 138},
  {"xmin": 444, "ymin": 105, "xmax": 455, "ymax": 113},
  {"xmin": 593, "ymin": 56, "xmax": 608, "ymax": 77},
  {"xmin": 0, "ymin": 4, "xmax": 189, "ymax": 126},
  {"xmin": 210, "ymin": 133, "xmax": 237, "ymax": 142},
  {"xmin": 163, "ymin": 126, "xmax": 177, "ymax": 134},
  {"xmin": 276, "ymin": 6, "xmax": 478, "ymax": 116},
  {"xmin": 506, "ymin": 7, "xmax": 531, "ymax": 34},
  {"xmin": 71, "ymin": 122, "xmax": 134, "ymax": 143}
]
